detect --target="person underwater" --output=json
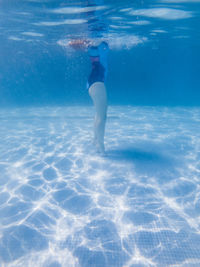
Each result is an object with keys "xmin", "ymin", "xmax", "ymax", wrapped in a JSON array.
[
  {"xmin": 87, "ymin": 42, "xmax": 109, "ymax": 154},
  {"xmin": 68, "ymin": 40, "xmax": 109, "ymax": 154}
]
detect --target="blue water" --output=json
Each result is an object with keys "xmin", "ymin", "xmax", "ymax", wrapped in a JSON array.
[
  {"xmin": 0, "ymin": 0, "xmax": 200, "ymax": 106},
  {"xmin": 1, "ymin": 1, "xmax": 200, "ymax": 267}
]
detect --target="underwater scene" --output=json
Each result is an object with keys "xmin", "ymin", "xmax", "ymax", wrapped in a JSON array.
[{"xmin": 0, "ymin": 0, "xmax": 200, "ymax": 266}]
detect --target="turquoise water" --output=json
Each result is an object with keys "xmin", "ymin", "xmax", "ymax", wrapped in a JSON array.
[
  {"xmin": 0, "ymin": 0, "xmax": 200, "ymax": 106},
  {"xmin": 1, "ymin": 1, "xmax": 200, "ymax": 267}
]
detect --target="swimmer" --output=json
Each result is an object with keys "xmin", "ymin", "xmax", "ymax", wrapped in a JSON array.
[
  {"xmin": 87, "ymin": 42, "xmax": 109, "ymax": 154},
  {"xmin": 69, "ymin": 39, "xmax": 109, "ymax": 154}
]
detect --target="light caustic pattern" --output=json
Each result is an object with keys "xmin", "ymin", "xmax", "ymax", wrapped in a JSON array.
[{"xmin": 0, "ymin": 106, "xmax": 200, "ymax": 267}]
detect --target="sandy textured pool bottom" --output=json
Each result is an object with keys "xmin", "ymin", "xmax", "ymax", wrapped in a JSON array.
[{"xmin": 0, "ymin": 106, "xmax": 200, "ymax": 267}]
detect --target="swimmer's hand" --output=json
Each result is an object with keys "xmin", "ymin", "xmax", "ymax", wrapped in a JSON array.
[{"xmin": 68, "ymin": 39, "xmax": 91, "ymax": 50}]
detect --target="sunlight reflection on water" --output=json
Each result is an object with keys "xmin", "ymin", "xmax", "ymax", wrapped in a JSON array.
[{"xmin": 0, "ymin": 106, "xmax": 200, "ymax": 267}]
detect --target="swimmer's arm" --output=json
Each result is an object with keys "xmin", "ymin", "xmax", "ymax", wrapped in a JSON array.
[{"xmin": 68, "ymin": 39, "xmax": 91, "ymax": 51}]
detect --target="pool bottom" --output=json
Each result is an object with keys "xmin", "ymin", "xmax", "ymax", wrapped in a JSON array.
[{"xmin": 0, "ymin": 105, "xmax": 200, "ymax": 267}]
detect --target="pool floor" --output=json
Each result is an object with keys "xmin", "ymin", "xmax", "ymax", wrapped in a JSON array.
[{"xmin": 0, "ymin": 106, "xmax": 200, "ymax": 267}]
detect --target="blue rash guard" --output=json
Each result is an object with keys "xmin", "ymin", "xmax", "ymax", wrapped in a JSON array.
[{"xmin": 87, "ymin": 42, "xmax": 109, "ymax": 89}]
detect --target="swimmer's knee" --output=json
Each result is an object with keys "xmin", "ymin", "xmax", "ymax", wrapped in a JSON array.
[{"xmin": 96, "ymin": 115, "xmax": 106, "ymax": 124}]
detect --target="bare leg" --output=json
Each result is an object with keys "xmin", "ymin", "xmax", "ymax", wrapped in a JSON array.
[{"xmin": 89, "ymin": 82, "xmax": 107, "ymax": 153}]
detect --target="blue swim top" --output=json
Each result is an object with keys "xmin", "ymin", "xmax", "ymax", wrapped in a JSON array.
[
  {"xmin": 88, "ymin": 46, "xmax": 99, "ymax": 57},
  {"xmin": 98, "ymin": 41, "xmax": 109, "ymax": 79},
  {"xmin": 87, "ymin": 41, "xmax": 109, "ymax": 88}
]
